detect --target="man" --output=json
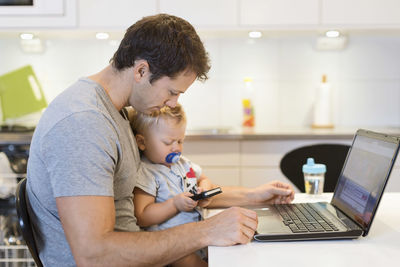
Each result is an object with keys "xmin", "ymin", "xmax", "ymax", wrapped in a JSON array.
[{"xmin": 27, "ymin": 14, "xmax": 294, "ymax": 266}]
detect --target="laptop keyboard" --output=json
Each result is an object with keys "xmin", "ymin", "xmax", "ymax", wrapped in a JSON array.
[{"xmin": 276, "ymin": 203, "xmax": 340, "ymax": 233}]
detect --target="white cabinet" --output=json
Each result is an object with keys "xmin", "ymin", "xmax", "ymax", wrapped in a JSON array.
[
  {"xmin": 322, "ymin": 0, "xmax": 400, "ymax": 26},
  {"xmin": 4, "ymin": 0, "xmax": 400, "ymax": 31},
  {"xmin": 0, "ymin": 0, "xmax": 77, "ymax": 28},
  {"xmin": 78, "ymin": 0, "xmax": 157, "ymax": 29},
  {"xmin": 0, "ymin": 0, "xmax": 63, "ymax": 15},
  {"xmin": 202, "ymin": 167, "xmax": 241, "ymax": 187},
  {"xmin": 184, "ymin": 140, "xmax": 240, "ymax": 186},
  {"xmin": 184, "ymin": 138, "xmax": 400, "ymax": 192},
  {"xmin": 239, "ymin": 0, "xmax": 319, "ymax": 27},
  {"xmin": 159, "ymin": 0, "xmax": 238, "ymax": 28}
]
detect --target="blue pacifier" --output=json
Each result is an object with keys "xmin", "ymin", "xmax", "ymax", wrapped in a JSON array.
[{"xmin": 165, "ymin": 152, "xmax": 181, "ymax": 164}]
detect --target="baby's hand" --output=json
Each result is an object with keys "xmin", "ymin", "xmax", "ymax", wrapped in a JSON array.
[
  {"xmin": 196, "ymin": 187, "xmax": 212, "ymax": 208},
  {"xmin": 173, "ymin": 192, "xmax": 198, "ymax": 212}
]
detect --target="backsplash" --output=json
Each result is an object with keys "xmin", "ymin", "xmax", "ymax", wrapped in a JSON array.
[{"xmin": 1, "ymin": 33, "xmax": 399, "ymax": 130}]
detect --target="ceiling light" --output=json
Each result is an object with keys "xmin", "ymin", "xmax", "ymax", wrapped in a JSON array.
[
  {"xmin": 96, "ymin": 32, "xmax": 109, "ymax": 40},
  {"xmin": 20, "ymin": 33, "xmax": 34, "ymax": 40},
  {"xmin": 325, "ymin": 30, "xmax": 340, "ymax": 38},
  {"xmin": 248, "ymin": 31, "xmax": 262, "ymax": 38}
]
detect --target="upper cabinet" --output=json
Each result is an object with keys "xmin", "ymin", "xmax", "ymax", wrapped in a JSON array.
[
  {"xmin": 240, "ymin": 0, "xmax": 320, "ymax": 27},
  {"xmin": 0, "ymin": 0, "xmax": 77, "ymax": 28},
  {"xmin": 78, "ymin": 0, "xmax": 157, "ymax": 29},
  {"xmin": 2, "ymin": 0, "xmax": 400, "ymax": 30},
  {"xmin": 321, "ymin": 0, "xmax": 400, "ymax": 27},
  {"xmin": 159, "ymin": 0, "xmax": 238, "ymax": 28}
]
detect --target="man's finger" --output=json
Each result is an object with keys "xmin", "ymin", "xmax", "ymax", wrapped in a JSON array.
[{"xmin": 270, "ymin": 187, "xmax": 293, "ymax": 196}]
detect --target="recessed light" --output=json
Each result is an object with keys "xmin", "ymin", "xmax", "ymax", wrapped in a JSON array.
[
  {"xmin": 325, "ymin": 30, "xmax": 340, "ymax": 38},
  {"xmin": 248, "ymin": 31, "xmax": 262, "ymax": 38},
  {"xmin": 20, "ymin": 33, "xmax": 34, "ymax": 40},
  {"xmin": 96, "ymin": 32, "xmax": 109, "ymax": 40}
]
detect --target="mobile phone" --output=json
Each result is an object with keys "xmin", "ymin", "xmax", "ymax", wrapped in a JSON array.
[{"xmin": 190, "ymin": 187, "xmax": 222, "ymax": 201}]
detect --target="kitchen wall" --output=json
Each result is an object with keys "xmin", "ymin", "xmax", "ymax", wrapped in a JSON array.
[{"xmin": 1, "ymin": 31, "xmax": 400, "ymax": 130}]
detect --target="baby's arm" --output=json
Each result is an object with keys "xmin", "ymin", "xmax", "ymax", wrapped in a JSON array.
[{"xmin": 133, "ymin": 187, "xmax": 198, "ymax": 227}]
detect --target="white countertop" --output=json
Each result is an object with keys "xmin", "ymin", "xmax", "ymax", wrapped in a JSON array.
[
  {"xmin": 186, "ymin": 127, "xmax": 400, "ymax": 140},
  {"xmin": 207, "ymin": 193, "xmax": 400, "ymax": 267}
]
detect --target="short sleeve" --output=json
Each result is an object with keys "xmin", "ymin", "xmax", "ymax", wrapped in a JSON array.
[
  {"xmin": 135, "ymin": 162, "xmax": 158, "ymax": 197},
  {"xmin": 40, "ymin": 111, "xmax": 119, "ymax": 197}
]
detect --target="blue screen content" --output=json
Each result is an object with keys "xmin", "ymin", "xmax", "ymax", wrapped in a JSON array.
[{"xmin": 334, "ymin": 134, "xmax": 397, "ymax": 227}]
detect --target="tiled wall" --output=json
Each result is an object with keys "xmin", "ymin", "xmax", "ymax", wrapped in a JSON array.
[{"xmin": 1, "ymin": 33, "xmax": 400, "ymax": 130}]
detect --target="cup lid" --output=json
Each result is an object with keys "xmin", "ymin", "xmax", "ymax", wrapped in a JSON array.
[{"xmin": 302, "ymin": 158, "xmax": 326, "ymax": 174}]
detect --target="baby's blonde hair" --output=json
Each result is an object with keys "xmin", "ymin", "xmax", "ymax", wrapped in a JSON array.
[{"xmin": 131, "ymin": 103, "xmax": 187, "ymax": 135}]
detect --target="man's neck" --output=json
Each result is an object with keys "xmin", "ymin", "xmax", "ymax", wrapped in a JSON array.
[{"xmin": 88, "ymin": 65, "xmax": 133, "ymax": 111}]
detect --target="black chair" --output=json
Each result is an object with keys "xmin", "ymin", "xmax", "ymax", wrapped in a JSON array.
[
  {"xmin": 280, "ymin": 144, "xmax": 350, "ymax": 192},
  {"xmin": 15, "ymin": 178, "xmax": 43, "ymax": 267}
]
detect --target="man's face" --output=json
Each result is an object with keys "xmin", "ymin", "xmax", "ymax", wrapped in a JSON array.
[
  {"xmin": 140, "ymin": 118, "xmax": 186, "ymax": 167},
  {"xmin": 130, "ymin": 70, "xmax": 196, "ymax": 114}
]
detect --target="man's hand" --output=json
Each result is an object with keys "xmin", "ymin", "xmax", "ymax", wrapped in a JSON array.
[
  {"xmin": 173, "ymin": 192, "xmax": 198, "ymax": 211},
  {"xmin": 202, "ymin": 207, "xmax": 258, "ymax": 246},
  {"xmin": 251, "ymin": 180, "xmax": 295, "ymax": 204}
]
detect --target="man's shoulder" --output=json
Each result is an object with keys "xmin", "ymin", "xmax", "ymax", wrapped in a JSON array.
[{"xmin": 37, "ymin": 78, "xmax": 117, "ymax": 135}]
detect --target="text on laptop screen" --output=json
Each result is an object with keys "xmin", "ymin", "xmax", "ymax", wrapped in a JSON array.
[{"xmin": 333, "ymin": 134, "xmax": 397, "ymax": 228}]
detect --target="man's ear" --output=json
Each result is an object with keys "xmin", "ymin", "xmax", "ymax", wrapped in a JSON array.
[
  {"xmin": 133, "ymin": 60, "xmax": 150, "ymax": 82},
  {"xmin": 135, "ymin": 134, "xmax": 146, "ymax": 151}
]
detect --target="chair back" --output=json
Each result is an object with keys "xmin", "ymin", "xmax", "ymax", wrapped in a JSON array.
[
  {"xmin": 15, "ymin": 178, "xmax": 43, "ymax": 267},
  {"xmin": 280, "ymin": 144, "xmax": 350, "ymax": 192}
]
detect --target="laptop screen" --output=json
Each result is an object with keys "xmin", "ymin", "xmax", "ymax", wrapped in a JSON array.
[{"xmin": 331, "ymin": 130, "xmax": 399, "ymax": 232}]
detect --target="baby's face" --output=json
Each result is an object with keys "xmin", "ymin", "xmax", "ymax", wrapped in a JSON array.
[{"xmin": 142, "ymin": 118, "xmax": 186, "ymax": 166}]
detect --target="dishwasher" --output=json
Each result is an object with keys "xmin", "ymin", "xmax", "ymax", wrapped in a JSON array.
[{"xmin": 1, "ymin": 147, "xmax": 35, "ymax": 266}]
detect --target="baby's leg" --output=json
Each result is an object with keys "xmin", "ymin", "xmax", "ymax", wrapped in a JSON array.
[{"xmin": 171, "ymin": 252, "xmax": 207, "ymax": 267}]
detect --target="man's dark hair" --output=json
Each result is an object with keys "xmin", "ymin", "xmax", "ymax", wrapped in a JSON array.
[{"xmin": 110, "ymin": 13, "xmax": 210, "ymax": 83}]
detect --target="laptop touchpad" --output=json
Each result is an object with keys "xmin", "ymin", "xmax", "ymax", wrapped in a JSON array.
[{"xmin": 255, "ymin": 208, "xmax": 289, "ymax": 234}]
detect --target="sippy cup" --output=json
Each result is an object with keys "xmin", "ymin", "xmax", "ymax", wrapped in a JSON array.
[{"xmin": 302, "ymin": 158, "xmax": 326, "ymax": 195}]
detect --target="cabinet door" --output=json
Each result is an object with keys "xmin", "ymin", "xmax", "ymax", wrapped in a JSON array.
[
  {"xmin": 241, "ymin": 167, "xmax": 300, "ymax": 191},
  {"xmin": 184, "ymin": 140, "xmax": 241, "ymax": 187},
  {"xmin": 184, "ymin": 140, "xmax": 240, "ymax": 167},
  {"xmin": 240, "ymin": 0, "xmax": 319, "ymax": 26},
  {"xmin": 0, "ymin": 0, "xmax": 63, "ymax": 15},
  {"xmin": 240, "ymin": 139, "xmax": 352, "ymax": 167},
  {"xmin": 0, "ymin": 0, "xmax": 76, "ymax": 28},
  {"xmin": 79, "ymin": 0, "xmax": 157, "ymax": 29},
  {"xmin": 202, "ymin": 167, "xmax": 241, "ymax": 187},
  {"xmin": 159, "ymin": 0, "xmax": 238, "ymax": 28},
  {"xmin": 322, "ymin": 0, "xmax": 400, "ymax": 26}
]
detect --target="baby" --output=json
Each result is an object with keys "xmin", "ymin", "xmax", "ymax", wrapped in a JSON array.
[{"xmin": 132, "ymin": 103, "xmax": 215, "ymax": 267}]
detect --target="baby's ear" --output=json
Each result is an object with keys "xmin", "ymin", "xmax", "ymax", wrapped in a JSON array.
[{"xmin": 135, "ymin": 134, "xmax": 146, "ymax": 151}]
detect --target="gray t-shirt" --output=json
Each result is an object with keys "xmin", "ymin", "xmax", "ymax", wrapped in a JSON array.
[
  {"xmin": 26, "ymin": 78, "xmax": 140, "ymax": 266},
  {"xmin": 135, "ymin": 156, "xmax": 202, "ymax": 231}
]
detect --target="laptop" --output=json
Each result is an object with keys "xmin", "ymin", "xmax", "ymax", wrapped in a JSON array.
[{"xmin": 254, "ymin": 129, "xmax": 400, "ymax": 241}]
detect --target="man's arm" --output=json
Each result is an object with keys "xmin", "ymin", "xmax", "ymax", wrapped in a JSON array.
[
  {"xmin": 206, "ymin": 180, "xmax": 295, "ymax": 208},
  {"xmin": 56, "ymin": 195, "xmax": 257, "ymax": 266}
]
